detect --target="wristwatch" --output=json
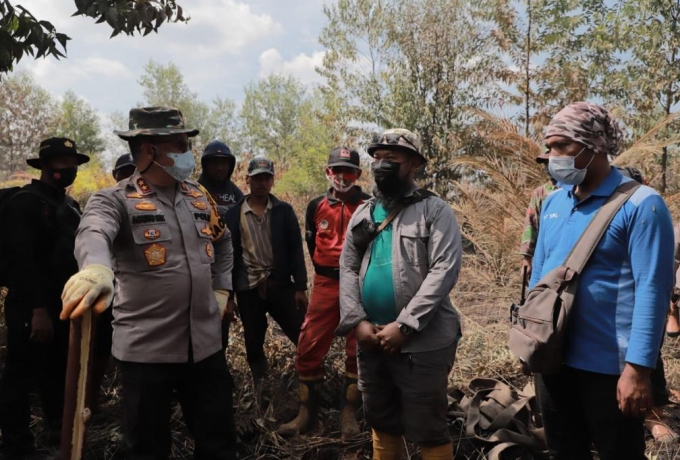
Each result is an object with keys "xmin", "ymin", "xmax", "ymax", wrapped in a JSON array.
[{"xmin": 398, "ymin": 323, "xmax": 414, "ymax": 336}]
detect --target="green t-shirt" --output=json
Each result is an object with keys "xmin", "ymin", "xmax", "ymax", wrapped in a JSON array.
[{"xmin": 361, "ymin": 202, "xmax": 397, "ymax": 325}]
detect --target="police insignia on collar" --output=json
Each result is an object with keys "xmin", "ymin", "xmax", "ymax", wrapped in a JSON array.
[
  {"xmin": 144, "ymin": 229, "xmax": 161, "ymax": 240},
  {"xmin": 144, "ymin": 243, "xmax": 166, "ymax": 266},
  {"xmin": 206, "ymin": 242, "xmax": 213, "ymax": 258},
  {"xmin": 135, "ymin": 201, "xmax": 157, "ymax": 211},
  {"xmin": 200, "ymin": 225, "xmax": 213, "ymax": 237},
  {"xmin": 136, "ymin": 178, "xmax": 152, "ymax": 194},
  {"xmin": 188, "ymin": 189, "xmax": 203, "ymax": 198},
  {"xmin": 191, "ymin": 200, "xmax": 208, "ymax": 210},
  {"xmin": 126, "ymin": 192, "xmax": 144, "ymax": 199}
]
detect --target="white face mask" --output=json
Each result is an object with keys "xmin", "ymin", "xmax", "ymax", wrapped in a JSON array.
[
  {"xmin": 155, "ymin": 150, "xmax": 195, "ymax": 182},
  {"xmin": 547, "ymin": 147, "xmax": 593, "ymax": 185}
]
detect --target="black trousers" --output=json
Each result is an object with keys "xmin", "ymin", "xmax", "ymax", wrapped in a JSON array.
[
  {"xmin": 0, "ymin": 300, "xmax": 68, "ymax": 450},
  {"xmin": 118, "ymin": 351, "xmax": 236, "ymax": 460},
  {"xmin": 534, "ymin": 366, "xmax": 646, "ymax": 460},
  {"xmin": 236, "ymin": 283, "xmax": 305, "ymax": 377}
]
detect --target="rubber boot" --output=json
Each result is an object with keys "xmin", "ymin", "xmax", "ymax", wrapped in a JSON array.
[
  {"xmin": 277, "ymin": 379, "xmax": 322, "ymax": 437},
  {"xmin": 250, "ymin": 360, "xmax": 270, "ymax": 410},
  {"xmin": 340, "ymin": 375, "xmax": 361, "ymax": 441},
  {"xmin": 420, "ymin": 442, "xmax": 453, "ymax": 460},
  {"xmin": 372, "ymin": 429, "xmax": 402, "ymax": 460},
  {"xmin": 667, "ymin": 302, "xmax": 680, "ymax": 337}
]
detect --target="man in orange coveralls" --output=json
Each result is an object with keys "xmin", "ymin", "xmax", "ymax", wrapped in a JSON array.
[{"xmin": 278, "ymin": 147, "xmax": 369, "ymax": 439}]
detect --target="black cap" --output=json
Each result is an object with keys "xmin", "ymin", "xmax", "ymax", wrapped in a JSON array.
[
  {"xmin": 202, "ymin": 140, "xmax": 234, "ymax": 159},
  {"xmin": 114, "ymin": 153, "xmax": 135, "ymax": 170},
  {"xmin": 27, "ymin": 137, "xmax": 90, "ymax": 170},
  {"xmin": 328, "ymin": 147, "xmax": 360, "ymax": 169},
  {"xmin": 247, "ymin": 157, "xmax": 275, "ymax": 176}
]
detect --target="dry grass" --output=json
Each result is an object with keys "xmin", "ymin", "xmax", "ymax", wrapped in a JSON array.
[{"xmin": 5, "ymin": 116, "xmax": 680, "ymax": 458}]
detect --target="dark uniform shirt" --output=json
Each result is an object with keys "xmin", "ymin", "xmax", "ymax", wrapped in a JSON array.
[{"xmin": 4, "ymin": 179, "xmax": 81, "ymax": 312}]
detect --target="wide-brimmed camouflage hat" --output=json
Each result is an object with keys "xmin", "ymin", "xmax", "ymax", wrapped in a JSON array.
[
  {"xmin": 114, "ymin": 107, "xmax": 199, "ymax": 140},
  {"xmin": 367, "ymin": 128, "xmax": 426, "ymax": 163}
]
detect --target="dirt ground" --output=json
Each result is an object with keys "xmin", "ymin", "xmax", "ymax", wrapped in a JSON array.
[{"xmin": 2, "ymin": 286, "xmax": 680, "ymax": 459}]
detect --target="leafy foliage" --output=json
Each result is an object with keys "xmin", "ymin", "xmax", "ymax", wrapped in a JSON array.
[
  {"xmin": 0, "ymin": 0, "xmax": 187, "ymax": 74},
  {"xmin": 53, "ymin": 90, "xmax": 105, "ymax": 156},
  {"xmin": 0, "ymin": 72, "xmax": 56, "ymax": 177}
]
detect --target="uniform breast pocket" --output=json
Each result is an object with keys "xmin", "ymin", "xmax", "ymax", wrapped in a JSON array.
[
  {"xmin": 400, "ymin": 224, "xmax": 430, "ymax": 266},
  {"xmin": 131, "ymin": 224, "xmax": 172, "ymax": 271},
  {"xmin": 194, "ymin": 221, "xmax": 215, "ymax": 264}
]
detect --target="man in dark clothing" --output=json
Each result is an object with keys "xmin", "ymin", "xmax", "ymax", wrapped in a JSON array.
[
  {"xmin": 225, "ymin": 158, "xmax": 308, "ymax": 388},
  {"xmin": 279, "ymin": 147, "xmax": 369, "ymax": 439},
  {"xmin": 112, "ymin": 153, "xmax": 136, "ymax": 182},
  {"xmin": 198, "ymin": 140, "xmax": 244, "ymax": 221},
  {"xmin": 0, "ymin": 137, "xmax": 89, "ymax": 458},
  {"xmin": 199, "ymin": 140, "xmax": 244, "ymax": 348}
]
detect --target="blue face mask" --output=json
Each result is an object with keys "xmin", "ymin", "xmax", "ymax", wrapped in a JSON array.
[
  {"xmin": 155, "ymin": 150, "xmax": 195, "ymax": 182},
  {"xmin": 547, "ymin": 147, "xmax": 593, "ymax": 186}
]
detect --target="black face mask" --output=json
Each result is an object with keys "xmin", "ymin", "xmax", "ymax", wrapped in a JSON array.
[
  {"xmin": 47, "ymin": 167, "xmax": 77, "ymax": 188},
  {"xmin": 371, "ymin": 159, "xmax": 408, "ymax": 196}
]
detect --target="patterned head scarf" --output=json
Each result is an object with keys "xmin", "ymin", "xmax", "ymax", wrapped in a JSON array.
[{"xmin": 544, "ymin": 102, "xmax": 623, "ymax": 156}]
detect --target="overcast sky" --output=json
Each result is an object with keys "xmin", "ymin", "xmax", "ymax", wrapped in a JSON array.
[{"xmin": 14, "ymin": 0, "xmax": 329, "ymax": 115}]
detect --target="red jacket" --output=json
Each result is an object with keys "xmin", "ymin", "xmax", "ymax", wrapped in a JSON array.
[{"xmin": 305, "ymin": 187, "xmax": 370, "ymax": 278}]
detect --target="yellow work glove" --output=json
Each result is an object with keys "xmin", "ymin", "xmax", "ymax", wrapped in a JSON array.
[
  {"xmin": 60, "ymin": 264, "xmax": 115, "ymax": 320},
  {"xmin": 214, "ymin": 289, "xmax": 230, "ymax": 319}
]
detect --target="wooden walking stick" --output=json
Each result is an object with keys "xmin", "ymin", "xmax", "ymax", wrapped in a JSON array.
[{"xmin": 60, "ymin": 308, "xmax": 97, "ymax": 460}]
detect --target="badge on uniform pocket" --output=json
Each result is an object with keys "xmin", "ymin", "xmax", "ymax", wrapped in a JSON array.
[
  {"xmin": 200, "ymin": 225, "xmax": 213, "ymax": 237},
  {"xmin": 144, "ymin": 243, "xmax": 166, "ymax": 266},
  {"xmin": 144, "ymin": 229, "xmax": 161, "ymax": 240},
  {"xmin": 206, "ymin": 242, "xmax": 213, "ymax": 258},
  {"xmin": 126, "ymin": 192, "xmax": 144, "ymax": 199},
  {"xmin": 191, "ymin": 200, "xmax": 208, "ymax": 210},
  {"xmin": 135, "ymin": 201, "xmax": 157, "ymax": 211}
]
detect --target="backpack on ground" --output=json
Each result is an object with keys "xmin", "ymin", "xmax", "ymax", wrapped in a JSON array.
[
  {"xmin": 448, "ymin": 378, "xmax": 545, "ymax": 459},
  {"xmin": 508, "ymin": 180, "xmax": 640, "ymax": 376}
]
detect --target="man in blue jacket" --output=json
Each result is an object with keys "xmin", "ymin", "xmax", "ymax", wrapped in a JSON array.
[
  {"xmin": 224, "ymin": 157, "xmax": 308, "ymax": 389},
  {"xmin": 531, "ymin": 102, "xmax": 674, "ymax": 460}
]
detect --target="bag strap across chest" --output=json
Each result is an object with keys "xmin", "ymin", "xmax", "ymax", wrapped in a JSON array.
[{"xmin": 563, "ymin": 180, "xmax": 640, "ymax": 275}]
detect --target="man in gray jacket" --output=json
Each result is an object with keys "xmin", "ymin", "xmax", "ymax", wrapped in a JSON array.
[
  {"xmin": 337, "ymin": 128, "xmax": 462, "ymax": 460},
  {"xmin": 60, "ymin": 107, "xmax": 236, "ymax": 459}
]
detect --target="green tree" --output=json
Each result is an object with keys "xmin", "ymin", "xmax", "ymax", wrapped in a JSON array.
[
  {"xmin": 240, "ymin": 74, "xmax": 306, "ymax": 168},
  {"xmin": 138, "ymin": 60, "xmax": 242, "ymax": 153},
  {"xmin": 0, "ymin": 72, "xmax": 55, "ymax": 177},
  {"xmin": 53, "ymin": 90, "xmax": 105, "ymax": 156},
  {"xmin": 318, "ymin": 0, "xmax": 508, "ymax": 195},
  {"xmin": 0, "ymin": 0, "xmax": 188, "ymax": 74},
  {"xmin": 606, "ymin": 0, "xmax": 680, "ymax": 192}
]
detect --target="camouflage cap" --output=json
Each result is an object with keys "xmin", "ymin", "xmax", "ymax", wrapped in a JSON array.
[
  {"xmin": 367, "ymin": 128, "xmax": 426, "ymax": 163},
  {"xmin": 114, "ymin": 107, "xmax": 199, "ymax": 140},
  {"xmin": 545, "ymin": 102, "xmax": 623, "ymax": 156},
  {"xmin": 247, "ymin": 157, "xmax": 275, "ymax": 176}
]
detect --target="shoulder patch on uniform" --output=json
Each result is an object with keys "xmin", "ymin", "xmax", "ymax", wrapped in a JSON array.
[{"xmin": 136, "ymin": 178, "xmax": 152, "ymax": 195}]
